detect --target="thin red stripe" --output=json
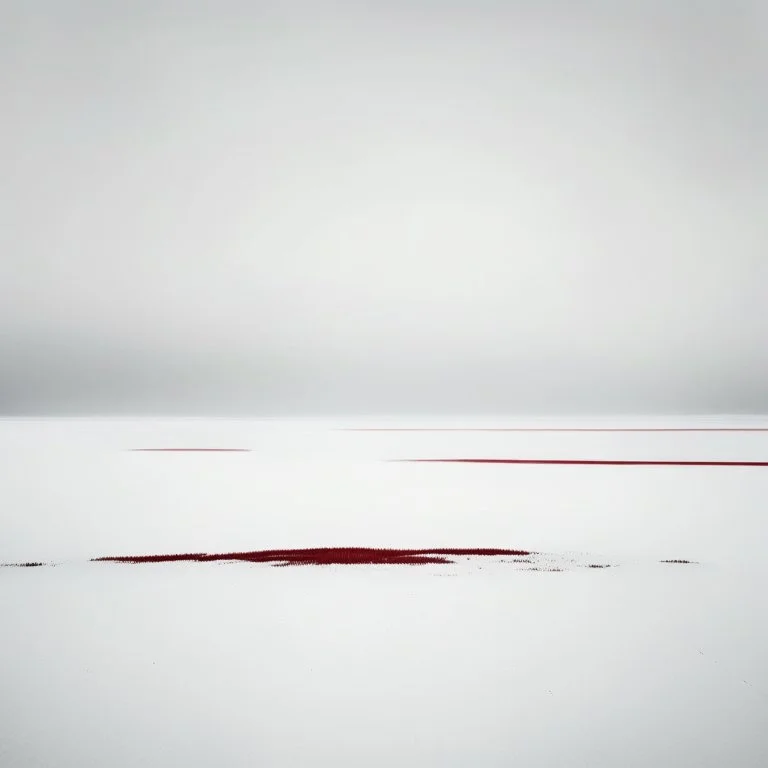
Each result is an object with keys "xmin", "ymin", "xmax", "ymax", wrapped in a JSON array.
[
  {"xmin": 131, "ymin": 448, "xmax": 251, "ymax": 452},
  {"xmin": 399, "ymin": 458, "xmax": 768, "ymax": 466},
  {"xmin": 345, "ymin": 427, "xmax": 768, "ymax": 432}
]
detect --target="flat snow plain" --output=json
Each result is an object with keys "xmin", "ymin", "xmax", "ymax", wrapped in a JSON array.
[{"xmin": 1, "ymin": 417, "xmax": 767, "ymax": 767}]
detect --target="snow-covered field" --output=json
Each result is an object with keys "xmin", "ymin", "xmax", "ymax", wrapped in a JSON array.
[{"xmin": 1, "ymin": 417, "xmax": 767, "ymax": 767}]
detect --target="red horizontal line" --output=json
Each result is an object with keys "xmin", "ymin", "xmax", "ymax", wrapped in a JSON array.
[
  {"xmin": 130, "ymin": 448, "xmax": 251, "ymax": 452},
  {"xmin": 398, "ymin": 458, "xmax": 768, "ymax": 466},
  {"xmin": 345, "ymin": 427, "xmax": 768, "ymax": 432}
]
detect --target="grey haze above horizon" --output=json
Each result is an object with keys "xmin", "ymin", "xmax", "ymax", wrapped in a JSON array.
[{"xmin": 2, "ymin": 1, "xmax": 766, "ymax": 416}]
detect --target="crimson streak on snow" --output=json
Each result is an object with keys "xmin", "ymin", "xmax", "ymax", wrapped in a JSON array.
[
  {"xmin": 345, "ymin": 427, "xmax": 768, "ymax": 432},
  {"xmin": 397, "ymin": 459, "xmax": 768, "ymax": 467},
  {"xmin": 130, "ymin": 448, "xmax": 251, "ymax": 452},
  {"xmin": 93, "ymin": 547, "xmax": 532, "ymax": 566}
]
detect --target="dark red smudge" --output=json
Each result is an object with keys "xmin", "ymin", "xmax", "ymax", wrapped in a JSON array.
[
  {"xmin": 131, "ymin": 448, "xmax": 251, "ymax": 452},
  {"xmin": 399, "ymin": 459, "xmax": 768, "ymax": 467},
  {"xmin": 92, "ymin": 547, "xmax": 533, "ymax": 566}
]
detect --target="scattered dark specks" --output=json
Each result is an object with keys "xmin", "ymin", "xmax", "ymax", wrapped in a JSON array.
[
  {"xmin": 1, "ymin": 562, "xmax": 46, "ymax": 568},
  {"xmin": 660, "ymin": 559, "xmax": 696, "ymax": 564},
  {"xmin": 586, "ymin": 564, "xmax": 612, "ymax": 569}
]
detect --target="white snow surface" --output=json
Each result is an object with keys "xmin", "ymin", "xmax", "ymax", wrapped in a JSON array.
[{"xmin": 1, "ymin": 417, "xmax": 767, "ymax": 767}]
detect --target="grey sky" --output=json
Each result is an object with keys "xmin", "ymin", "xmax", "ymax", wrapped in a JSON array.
[{"xmin": 1, "ymin": 1, "xmax": 766, "ymax": 414}]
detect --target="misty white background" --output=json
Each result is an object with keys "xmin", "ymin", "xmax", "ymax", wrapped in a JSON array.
[
  {"xmin": 2, "ymin": 1, "xmax": 767, "ymax": 413},
  {"xmin": 2, "ymin": 417, "xmax": 768, "ymax": 766},
  {"xmin": 2, "ymin": 2, "xmax": 767, "ymax": 765}
]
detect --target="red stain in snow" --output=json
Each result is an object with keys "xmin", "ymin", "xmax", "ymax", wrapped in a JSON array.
[
  {"xmin": 2, "ymin": 552, "xmax": 698, "ymax": 571},
  {"xmin": 398, "ymin": 459, "xmax": 768, "ymax": 467},
  {"xmin": 92, "ymin": 547, "xmax": 532, "ymax": 566}
]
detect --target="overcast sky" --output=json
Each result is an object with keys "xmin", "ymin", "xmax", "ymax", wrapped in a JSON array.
[{"xmin": 1, "ymin": 1, "xmax": 766, "ymax": 415}]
